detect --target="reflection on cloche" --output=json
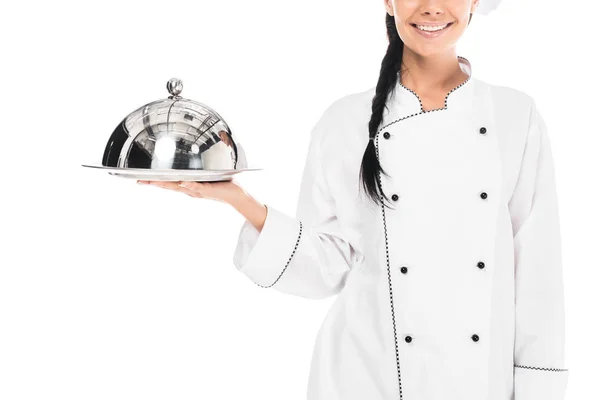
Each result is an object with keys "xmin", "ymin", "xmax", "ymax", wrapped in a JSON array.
[{"xmin": 101, "ymin": 78, "xmax": 248, "ymax": 171}]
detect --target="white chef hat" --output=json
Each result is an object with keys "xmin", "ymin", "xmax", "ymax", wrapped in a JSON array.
[{"xmin": 475, "ymin": 0, "xmax": 503, "ymax": 14}]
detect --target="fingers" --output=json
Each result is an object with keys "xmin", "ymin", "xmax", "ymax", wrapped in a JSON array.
[
  {"xmin": 139, "ymin": 180, "xmax": 181, "ymax": 190},
  {"xmin": 177, "ymin": 181, "xmax": 206, "ymax": 192},
  {"xmin": 136, "ymin": 180, "xmax": 204, "ymax": 198},
  {"xmin": 177, "ymin": 181, "xmax": 206, "ymax": 198},
  {"xmin": 178, "ymin": 181, "xmax": 208, "ymax": 198}
]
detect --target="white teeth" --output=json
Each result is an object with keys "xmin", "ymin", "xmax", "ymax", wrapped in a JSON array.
[{"xmin": 415, "ymin": 23, "xmax": 449, "ymax": 32}]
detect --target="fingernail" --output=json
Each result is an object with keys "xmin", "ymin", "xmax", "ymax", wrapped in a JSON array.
[
  {"xmin": 179, "ymin": 182, "xmax": 189, "ymax": 188},
  {"xmin": 137, "ymin": 181, "xmax": 146, "ymax": 184}
]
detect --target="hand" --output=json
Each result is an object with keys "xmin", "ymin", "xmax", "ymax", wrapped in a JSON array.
[{"xmin": 137, "ymin": 179, "xmax": 245, "ymax": 206}]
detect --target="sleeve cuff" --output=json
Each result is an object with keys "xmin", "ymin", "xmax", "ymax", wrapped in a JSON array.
[
  {"xmin": 233, "ymin": 205, "xmax": 302, "ymax": 288},
  {"xmin": 514, "ymin": 365, "xmax": 569, "ymax": 400}
]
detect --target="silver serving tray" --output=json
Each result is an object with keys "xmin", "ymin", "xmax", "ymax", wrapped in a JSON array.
[{"xmin": 81, "ymin": 163, "xmax": 262, "ymax": 181}]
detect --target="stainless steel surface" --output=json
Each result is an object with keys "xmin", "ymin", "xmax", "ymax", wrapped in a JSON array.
[
  {"xmin": 110, "ymin": 172, "xmax": 235, "ymax": 182},
  {"xmin": 166, "ymin": 77, "xmax": 184, "ymax": 97},
  {"xmin": 82, "ymin": 77, "xmax": 260, "ymax": 181},
  {"xmin": 82, "ymin": 164, "xmax": 261, "ymax": 181}
]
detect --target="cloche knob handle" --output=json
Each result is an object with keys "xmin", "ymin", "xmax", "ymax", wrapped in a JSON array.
[{"xmin": 166, "ymin": 78, "xmax": 183, "ymax": 97}]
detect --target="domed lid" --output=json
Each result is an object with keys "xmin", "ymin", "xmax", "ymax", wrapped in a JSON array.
[{"xmin": 99, "ymin": 78, "xmax": 249, "ymax": 172}]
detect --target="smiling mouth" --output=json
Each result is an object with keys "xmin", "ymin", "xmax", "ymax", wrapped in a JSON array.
[{"xmin": 410, "ymin": 22, "xmax": 453, "ymax": 32}]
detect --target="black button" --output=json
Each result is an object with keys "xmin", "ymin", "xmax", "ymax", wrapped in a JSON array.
[
  {"xmin": 391, "ymin": 194, "xmax": 399, "ymax": 201},
  {"xmin": 400, "ymin": 266, "xmax": 408, "ymax": 274},
  {"xmin": 383, "ymin": 131, "xmax": 391, "ymax": 139},
  {"xmin": 479, "ymin": 127, "xmax": 487, "ymax": 134},
  {"xmin": 477, "ymin": 261, "xmax": 485, "ymax": 269},
  {"xmin": 480, "ymin": 191, "xmax": 488, "ymax": 200},
  {"xmin": 405, "ymin": 335, "xmax": 412, "ymax": 343},
  {"xmin": 471, "ymin": 334, "xmax": 479, "ymax": 342}
]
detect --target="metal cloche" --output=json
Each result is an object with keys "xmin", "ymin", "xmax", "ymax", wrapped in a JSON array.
[{"xmin": 88, "ymin": 78, "xmax": 254, "ymax": 179}]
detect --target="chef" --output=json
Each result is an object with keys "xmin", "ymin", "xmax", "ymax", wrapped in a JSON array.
[{"xmin": 150, "ymin": 0, "xmax": 569, "ymax": 399}]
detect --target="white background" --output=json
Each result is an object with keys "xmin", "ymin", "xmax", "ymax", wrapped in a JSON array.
[{"xmin": 0, "ymin": 0, "xmax": 597, "ymax": 399}]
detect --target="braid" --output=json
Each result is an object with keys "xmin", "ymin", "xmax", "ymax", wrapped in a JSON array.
[{"xmin": 359, "ymin": 13, "xmax": 403, "ymax": 208}]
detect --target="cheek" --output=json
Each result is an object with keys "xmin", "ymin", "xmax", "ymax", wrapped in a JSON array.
[
  {"xmin": 447, "ymin": 21, "xmax": 469, "ymax": 41},
  {"xmin": 395, "ymin": 20, "xmax": 413, "ymax": 43}
]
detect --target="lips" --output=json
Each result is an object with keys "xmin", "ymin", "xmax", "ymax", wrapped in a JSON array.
[
  {"xmin": 411, "ymin": 22, "xmax": 453, "ymax": 31},
  {"xmin": 410, "ymin": 22, "xmax": 454, "ymax": 38}
]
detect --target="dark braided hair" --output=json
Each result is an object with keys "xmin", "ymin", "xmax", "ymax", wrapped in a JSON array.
[{"xmin": 359, "ymin": 12, "xmax": 473, "ymax": 208}]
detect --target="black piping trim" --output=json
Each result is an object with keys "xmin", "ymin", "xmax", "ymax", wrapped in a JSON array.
[
  {"xmin": 251, "ymin": 221, "xmax": 303, "ymax": 288},
  {"xmin": 388, "ymin": 55, "xmax": 472, "ymax": 124},
  {"xmin": 514, "ymin": 364, "xmax": 568, "ymax": 372},
  {"xmin": 375, "ymin": 133, "xmax": 404, "ymax": 400},
  {"xmin": 372, "ymin": 55, "xmax": 473, "ymax": 398}
]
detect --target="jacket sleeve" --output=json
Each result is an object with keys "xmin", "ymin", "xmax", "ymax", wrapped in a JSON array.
[
  {"xmin": 509, "ymin": 99, "xmax": 569, "ymax": 399},
  {"xmin": 232, "ymin": 107, "xmax": 363, "ymax": 299}
]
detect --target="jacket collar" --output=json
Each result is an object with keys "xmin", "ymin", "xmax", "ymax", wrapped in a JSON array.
[{"xmin": 381, "ymin": 56, "xmax": 476, "ymax": 130}]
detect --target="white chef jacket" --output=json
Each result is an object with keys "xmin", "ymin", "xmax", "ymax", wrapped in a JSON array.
[{"xmin": 232, "ymin": 56, "xmax": 569, "ymax": 400}]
